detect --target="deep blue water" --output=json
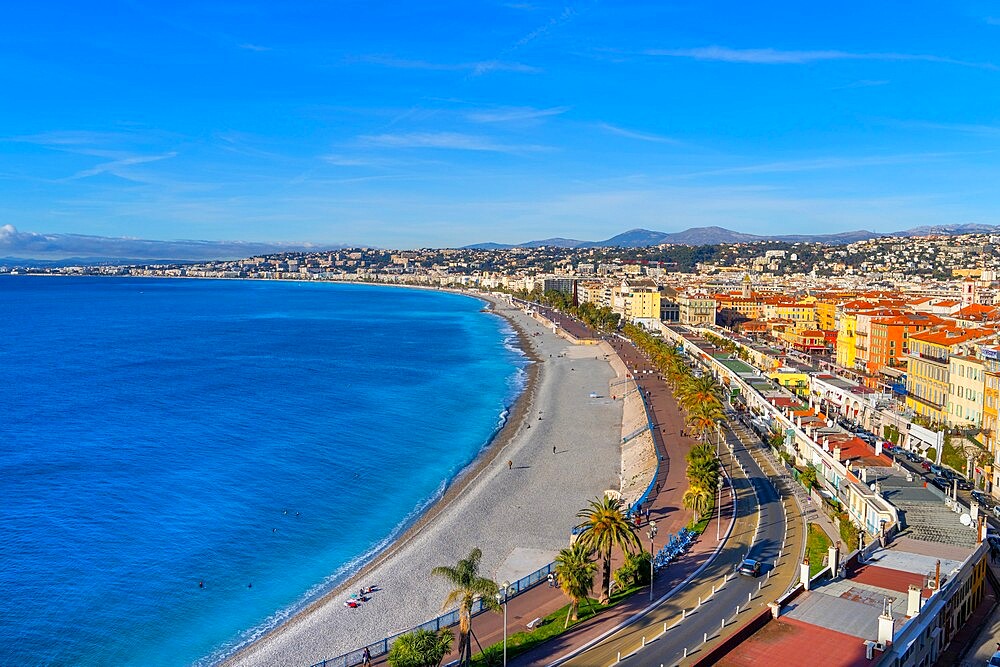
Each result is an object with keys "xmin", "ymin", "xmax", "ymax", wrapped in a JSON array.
[{"xmin": 0, "ymin": 277, "xmax": 526, "ymax": 666}]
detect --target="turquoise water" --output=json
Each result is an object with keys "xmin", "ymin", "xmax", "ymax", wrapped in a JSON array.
[{"xmin": 0, "ymin": 277, "xmax": 526, "ymax": 666}]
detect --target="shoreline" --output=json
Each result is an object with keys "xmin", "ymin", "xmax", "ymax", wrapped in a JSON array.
[{"xmin": 220, "ymin": 292, "xmax": 548, "ymax": 666}]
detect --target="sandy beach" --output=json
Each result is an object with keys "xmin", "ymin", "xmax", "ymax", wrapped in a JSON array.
[{"xmin": 225, "ymin": 293, "xmax": 624, "ymax": 667}]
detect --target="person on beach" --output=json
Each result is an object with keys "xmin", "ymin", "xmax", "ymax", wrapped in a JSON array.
[
  {"xmin": 508, "ymin": 460, "xmax": 513, "ymax": 470},
  {"xmin": 553, "ymin": 445, "xmax": 557, "ymax": 454}
]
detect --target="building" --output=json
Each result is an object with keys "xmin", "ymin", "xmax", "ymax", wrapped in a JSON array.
[
  {"xmin": 947, "ymin": 355, "xmax": 985, "ymax": 428},
  {"xmin": 677, "ymin": 292, "xmax": 717, "ymax": 326},
  {"xmin": 906, "ymin": 327, "xmax": 996, "ymax": 425}
]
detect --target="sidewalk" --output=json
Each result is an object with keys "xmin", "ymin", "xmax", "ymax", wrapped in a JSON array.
[{"xmin": 367, "ymin": 323, "xmax": 726, "ymax": 666}]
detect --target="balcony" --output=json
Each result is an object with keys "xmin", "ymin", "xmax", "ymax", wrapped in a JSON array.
[
  {"xmin": 913, "ymin": 351, "xmax": 948, "ymax": 364},
  {"xmin": 907, "ymin": 393, "xmax": 943, "ymax": 410}
]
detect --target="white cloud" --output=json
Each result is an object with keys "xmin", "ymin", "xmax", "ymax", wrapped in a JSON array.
[
  {"xmin": 598, "ymin": 123, "xmax": 679, "ymax": 144},
  {"xmin": 355, "ymin": 55, "xmax": 539, "ymax": 74},
  {"xmin": 67, "ymin": 152, "xmax": 178, "ymax": 181},
  {"xmin": 357, "ymin": 132, "xmax": 546, "ymax": 153},
  {"xmin": 467, "ymin": 106, "xmax": 569, "ymax": 123},
  {"xmin": 645, "ymin": 46, "xmax": 997, "ymax": 69}
]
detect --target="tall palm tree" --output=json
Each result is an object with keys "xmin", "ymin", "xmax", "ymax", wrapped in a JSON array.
[
  {"xmin": 682, "ymin": 484, "xmax": 714, "ymax": 522},
  {"xmin": 431, "ymin": 548, "xmax": 499, "ymax": 667},
  {"xmin": 686, "ymin": 443, "xmax": 720, "ymax": 492},
  {"xmin": 555, "ymin": 542, "xmax": 597, "ymax": 628},
  {"xmin": 575, "ymin": 495, "xmax": 640, "ymax": 604},
  {"xmin": 687, "ymin": 400, "xmax": 724, "ymax": 442},
  {"xmin": 681, "ymin": 374, "xmax": 724, "ymax": 409}
]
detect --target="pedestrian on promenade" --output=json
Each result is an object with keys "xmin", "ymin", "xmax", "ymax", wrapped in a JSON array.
[
  {"xmin": 362, "ymin": 646, "xmax": 372, "ymax": 667},
  {"xmin": 547, "ymin": 573, "xmax": 555, "ymax": 588},
  {"xmin": 508, "ymin": 460, "xmax": 513, "ymax": 470}
]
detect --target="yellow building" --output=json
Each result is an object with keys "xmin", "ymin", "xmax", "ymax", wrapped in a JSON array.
[
  {"xmin": 836, "ymin": 312, "xmax": 858, "ymax": 369},
  {"xmin": 948, "ymin": 355, "xmax": 986, "ymax": 428},
  {"xmin": 815, "ymin": 299, "xmax": 839, "ymax": 332},
  {"xmin": 768, "ymin": 367, "xmax": 811, "ymax": 398},
  {"xmin": 981, "ymin": 347, "xmax": 1000, "ymax": 494},
  {"xmin": 611, "ymin": 278, "xmax": 662, "ymax": 322},
  {"xmin": 906, "ymin": 327, "xmax": 994, "ymax": 425}
]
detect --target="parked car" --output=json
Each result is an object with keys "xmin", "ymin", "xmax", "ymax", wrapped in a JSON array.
[
  {"xmin": 929, "ymin": 464, "xmax": 944, "ymax": 476},
  {"xmin": 972, "ymin": 491, "xmax": 992, "ymax": 507},
  {"xmin": 736, "ymin": 558, "xmax": 762, "ymax": 577},
  {"xmin": 930, "ymin": 476, "xmax": 950, "ymax": 491},
  {"xmin": 956, "ymin": 479, "xmax": 973, "ymax": 491},
  {"xmin": 921, "ymin": 461, "xmax": 932, "ymax": 471},
  {"xmin": 994, "ymin": 505, "xmax": 1000, "ymax": 519}
]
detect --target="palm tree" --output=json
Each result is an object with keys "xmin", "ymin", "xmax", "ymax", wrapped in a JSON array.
[
  {"xmin": 687, "ymin": 400, "xmax": 724, "ymax": 442},
  {"xmin": 431, "ymin": 548, "xmax": 499, "ymax": 667},
  {"xmin": 682, "ymin": 484, "xmax": 714, "ymax": 522},
  {"xmin": 681, "ymin": 374, "xmax": 724, "ymax": 410},
  {"xmin": 575, "ymin": 495, "xmax": 640, "ymax": 604},
  {"xmin": 555, "ymin": 542, "xmax": 597, "ymax": 628},
  {"xmin": 686, "ymin": 443, "xmax": 720, "ymax": 492},
  {"xmin": 387, "ymin": 628, "xmax": 454, "ymax": 667}
]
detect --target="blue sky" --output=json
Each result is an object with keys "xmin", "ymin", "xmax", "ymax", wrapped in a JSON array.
[{"xmin": 2, "ymin": 1, "xmax": 1000, "ymax": 249}]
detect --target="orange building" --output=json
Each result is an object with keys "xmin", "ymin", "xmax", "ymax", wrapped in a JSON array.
[{"xmin": 867, "ymin": 312, "xmax": 943, "ymax": 375}]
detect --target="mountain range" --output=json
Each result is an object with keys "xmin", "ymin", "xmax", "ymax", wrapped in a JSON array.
[
  {"xmin": 465, "ymin": 223, "xmax": 1000, "ymax": 249},
  {"xmin": 0, "ymin": 224, "xmax": 339, "ymax": 265}
]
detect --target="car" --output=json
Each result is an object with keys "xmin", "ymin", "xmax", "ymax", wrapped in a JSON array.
[
  {"xmin": 921, "ymin": 461, "xmax": 932, "ymax": 471},
  {"xmin": 956, "ymin": 479, "xmax": 973, "ymax": 491},
  {"xmin": 972, "ymin": 491, "xmax": 991, "ymax": 506},
  {"xmin": 736, "ymin": 558, "xmax": 762, "ymax": 577},
  {"xmin": 929, "ymin": 464, "xmax": 944, "ymax": 476},
  {"xmin": 930, "ymin": 476, "xmax": 950, "ymax": 492}
]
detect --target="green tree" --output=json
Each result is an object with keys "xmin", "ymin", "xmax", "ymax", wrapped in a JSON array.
[
  {"xmin": 613, "ymin": 550, "xmax": 652, "ymax": 589},
  {"xmin": 431, "ymin": 548, "xmax": 499, "ymax": 667},
  {"xmin": 575, "ymin": 496, "xmax": 640, "ymax": 604},
  {"xmin": 687, "ymin": 400, "xmax": 724, "ymax": 442},
  {"xmin": 682, "ymin": 485, "xmax": 714, "ymax": 522},
  {"xmin": 800, "ymin": 466, "xmax": 818, "ymax": 490},
  {"xmin": 387, "ymin": 629, "xmax": 454, "ymax": 667},
  {"xmin": 554, "ymin": 542, "xmax": 597, "ymax": 627},
  {"xmin": 686, "ymin": 443, "xmax": 720, "ymax": 492}
]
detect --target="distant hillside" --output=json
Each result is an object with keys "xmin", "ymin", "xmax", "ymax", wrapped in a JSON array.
[
  {"xmin": 0, "ymin": 224, "xmax": 341, "ymax": 263},
  {"xmin": 466, "ymin": 223, "xmax": 1000, "ymax": 249}
]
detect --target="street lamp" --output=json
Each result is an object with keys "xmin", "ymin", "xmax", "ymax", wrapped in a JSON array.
[
  {"xmin": 717, "ymin": 470, "xmax": 723, "ymax": 541},
  {"xmin": 495, "ymin": 580, "xmax": 512, "ymax": 666},
  {"xmin": 647, "ymin": 521, "xmax": 658, "ymax": 601}
]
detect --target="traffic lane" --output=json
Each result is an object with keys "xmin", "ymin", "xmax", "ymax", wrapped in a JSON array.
[{"xmin": 639, "ymin": 443, "xmax": 788, "ymax": 666}]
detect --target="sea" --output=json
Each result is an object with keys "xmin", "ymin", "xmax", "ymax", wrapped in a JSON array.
[{"xmin": 0, "ymin": 276, "xmax": 528, "ymax": 666}]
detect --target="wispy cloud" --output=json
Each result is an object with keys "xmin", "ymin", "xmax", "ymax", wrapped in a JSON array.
[
  {"xmin": 238, "ymin": 43, "xmax": 271, "ymax": 52},
  {"xmin": 835, "ymin": 79, "xmax": 890, "ymax": 89},
  {"xmin": 355, "ymin": 55, "xmax": 539, "ymax": 74},
  {"xmin": 645, "ymin": 46, "xmax": 997, "ymax": 69},
  {"xmin": 357, "ymin": 132, "xmax": 546, "ymax": 153},
  {"xmin": 66, "ymin": 152, "xmax": 178, "ymax": 181},
  {"xmin": 673, "ymin": 151, "xmax": 976, "ymax": 179},
  {"xmin": 467, "ymin": 106, "xmax": 569, "ymax": 123},
  {"xmin": 598, "ymin": 123, "xmax": 679, "ymax": 144},
  {"xmin": 899, "ymin": 121, "xmax": 1000, "ymax": 138}
]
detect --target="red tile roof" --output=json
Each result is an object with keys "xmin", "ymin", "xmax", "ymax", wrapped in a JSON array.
[{"xmin": 719, "ymin": 617, "xmax": 874, "ymax": 667}]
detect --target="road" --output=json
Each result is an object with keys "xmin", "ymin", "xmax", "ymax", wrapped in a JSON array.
[{"xmin": 557, "ymin": 418, "xmax": 798, "ymax": 667}]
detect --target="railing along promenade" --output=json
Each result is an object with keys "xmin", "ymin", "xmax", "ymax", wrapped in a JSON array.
[
  {"xmin": 309, "ymin": 310, "xmax": 663, "ymax": 667},
  {"xmin": 308, "ymin": 561, "xmax": 556, "ymax": 667}
]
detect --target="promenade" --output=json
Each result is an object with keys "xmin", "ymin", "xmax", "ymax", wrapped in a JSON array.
[{"xmin": 367, "ymin": 305, "xmax": 739, "ymax": 667}]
